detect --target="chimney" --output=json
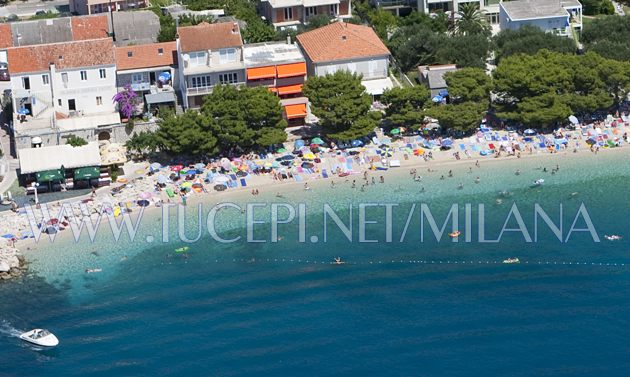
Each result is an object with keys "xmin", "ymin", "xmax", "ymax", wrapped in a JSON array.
[{"xmin": 232, "ymin": 22, "xmax": 238, "ymax": 34}]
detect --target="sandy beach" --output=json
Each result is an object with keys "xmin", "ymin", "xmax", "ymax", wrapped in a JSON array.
[{"xmin": 1, "ymin": 122, "xmax": 628, "ymax": 279}]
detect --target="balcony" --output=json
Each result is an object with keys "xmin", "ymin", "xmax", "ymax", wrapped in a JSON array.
[
  {"xmin": 131, "ymin": 82, "xmax": 151, "ymax": 92},
  {"xmin": 186, "ymin": 85, "xmax": 214, "ymax": 96}
]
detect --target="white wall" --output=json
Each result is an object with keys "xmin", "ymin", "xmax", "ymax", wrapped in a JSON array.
[
  {"xmin": 313, "ymin": 56, "xmax": 389, "ymax": 80},
  {"xmin": 51, "ymin": 65, "xmax": 117, "ymax": 116}
]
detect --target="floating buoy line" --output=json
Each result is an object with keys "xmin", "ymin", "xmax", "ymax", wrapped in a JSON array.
[{"xmin": 214, "ymin": 258, "xmax": 628, "ymax": 268}]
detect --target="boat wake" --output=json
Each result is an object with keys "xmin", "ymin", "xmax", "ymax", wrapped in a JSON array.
[{"xmin": 0, "ymin": 319, "xmax": 22, "ymax": 338}]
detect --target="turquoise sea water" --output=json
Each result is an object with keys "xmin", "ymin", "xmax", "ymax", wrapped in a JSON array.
[{"xmin": 2, "ymin": 152, "xmax": 630, "ymax": 376}]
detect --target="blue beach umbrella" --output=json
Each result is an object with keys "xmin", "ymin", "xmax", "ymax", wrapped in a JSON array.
[
  {"xmin": 1, "ymin": 233, "xmax": 16, "ymax": 239},
  {"xmin": 158, "ymin": 71, "xmax": 171, "ymax": 83},
  {"xmin": 157, "ymin": 175, "xmax": 168, "ymax": 184},
  {"xmin": 150, "ymin": 162, "xmax": 162, "ymax": 171},
  {"xmin": 294, "ymin": 139, "xmax": 305, "ymax": 148},
  {"xmin": 432, "ymin": 95, "xmax": 443, "ymax": 103},
  {"xmin": 442, "ymin": 138, "xmax": 453, "ymax": 147},
  {"xmin": 194, "ymin": 163, "xmax": 205, "ymax": 171},
  {"xmin": 523, "ymin": 129, "xmax": 536, "ymax": 136},
  {"xmin": 17, "ymin": 108, "xmax": 29, "ymax": 115},
  {"xmin": 438, "ymin": 89, "xmax": 449, "ymax": 97},
  {"xmin": 351, "ymin": 139, "xmax": 363, "ymax": 147}
]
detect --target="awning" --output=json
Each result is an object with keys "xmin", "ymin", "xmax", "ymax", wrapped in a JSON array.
[
  {"xmin": 276, "ymin": 62, "xmax": 307, "ymax": 78},
  {"xmin": 247, "ymin": 66, "xmax": 276, "ymax": 80},
  {"xmin": 74, "ymin": 166, "xmax": 101, "ymax": 180},
  {"xmin": 362, "ymin": 77, "xmax": 394, "ymax": 96},
  {"xmin": 277, "ymin": 84, "xmax": 303, "ymax": 96},
  {"xmin": 285, "ymin": 104, "xmax": 307, "ymax": 119},
  {"xmin": 19, "ymin": 142, "xmax": 102, "ymax": 174},
  {"xmin": 145, "ymin": 91, "xmax": 176, "ymax": 105},
  {"xmin": 36, "ymin": 169, "xmax": 64, "ymax": 183}
]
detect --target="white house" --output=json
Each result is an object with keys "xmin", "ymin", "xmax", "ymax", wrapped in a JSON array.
[
  {"xmin": 7, "ymin": 38, "xmax": 120, "ymax": 148},
  {"xmin": 296, "ymin": 22, "xmax": 393, "ymax": 98},
  {"xmin": 176, "ymin": 22, "xmax": 246, "ymax": 109},
  {"xmin": 499, "ymin": 0, "xmax": 583, "ymax": 37},
  {"xmin": 259, "ymin": 0, "xmax": 353, "ymax": 30}
]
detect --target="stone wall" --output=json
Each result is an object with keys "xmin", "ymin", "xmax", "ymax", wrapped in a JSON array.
[{"xmin": 0, "ymin": 246, "xmax": 26, "ymax": 281}]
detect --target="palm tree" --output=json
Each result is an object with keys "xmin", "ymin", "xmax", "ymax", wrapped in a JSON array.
[{"xmin": 453, "ymin": 2, "xmax": 491, "ymax": 36}]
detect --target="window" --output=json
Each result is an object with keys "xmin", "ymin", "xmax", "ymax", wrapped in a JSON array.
[
  {"xmin": 99, "ymin": 69, "xmax": 106, "ymax": 79},
  {"xmin": 158, "ymin": 48, "xmax": 164, "ymax": 55},
  {"xmin": 127, "ymin": 51, "xmax": 133, "ymax": 57},
  {"xmin": 61, "ymin": 73, "xmax": 68, "ymax": 84},
  {"xmin": 68, "ymin": 99, "xmax": 76, "ymax": 111},
  {"xmin": 305, "ymin": 6, "xmax": 317, "ymax": 17},
  {"xmin": 188, "ymin": 51, "xmax": 207, "ymax": 67},
  {"xmin": 219, "ymin": 48, "xmax": 237, "ymax": 64},
  {"xmin": 58, "ymin": 99, "xmax": 62, "ymax": 106},
  {"xmin": 80, "ymin": 70, "xmax": 87, "ymax": 81},
  {"xmin": 218, "ymin": 73, "xmax": 237, "ymax": 84},
  {"xmin": 42, "ymin": 74, "xmax": 49, "ymax": 85},
  {"xmin": 191, "ymin": 75, "xmax": 211, "ymax": 88},
  {"xmin": 22, "ymin": 77, "xmax": 30, "ymax": 90},
  {"xmin": 284, "ymin": 7, "xmax": 293, "ymax": 20},
  {"xmin": 329, "ymin": 4, "xmax": 338, "ymax": 16},
  {"xmin": 132, "ymin": 73, "xmax": 144, "ymax": 83},
  {"xmin": 96, "ymin": 96, "xmax": 103, "ymax": 105}
]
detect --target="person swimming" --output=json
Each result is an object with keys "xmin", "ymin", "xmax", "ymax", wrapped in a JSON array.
[{"xmin": 333, "ymin": 257, "xmax": 345, "ymax": 265}]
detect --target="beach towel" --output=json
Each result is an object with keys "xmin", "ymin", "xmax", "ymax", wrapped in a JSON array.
[
  {"xmin": 165, "ymin": 188, "xmax": 175, "ymax": 198},
  {"xmin": 228, "ymin": 180, "xmax": 237, "ymax": 188},
  {"xmin": 488, "ymin": 143, "xmax": 496, "ymax": 150},
  {"xmin": 472, "ymin": 145, "xmax": 480, "ymax": 152},
  {"xmin": 229, "ymin": 174, "xmax": 237, "ymax": 181},
  {"xmin": 322, "ymin": 169, "xmax": 329, "ymax": 178},
  {"xmin": 240, "ymin": 178, "xmax": 247, "ymax": 187},
  {"xmin": 346, "ymin": 161, "xmax": 354, "ymax": 171},
  {"xmin": 294, "ymin": 174, "xmax": 303, "ymax": 182},
  {"xmin": 459, "ymin": 144, "xmax": 466, "ymax": 151}
]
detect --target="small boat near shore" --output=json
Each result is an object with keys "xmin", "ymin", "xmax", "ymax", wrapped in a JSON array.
[
  {"xmin": 449, "ymin": 231, "xmax": 461, "ymax": 238},
  {"xmin": 531, "ymin": 179, "xmax": 544, "ymax": 187},
  {"xmin": 605, "ymin": 235, "xmax": 622, "ymax": 241},
  {"xmin": 85, "ymin": 268, "xmax": 102, "ymax": 273},
  {"xmin": 503, "ymin": 257, "xmax": 520, "ymax": 264},
  {"xmin": 19, "ymin": 329, "xmax": 59, "ymax": 347}
]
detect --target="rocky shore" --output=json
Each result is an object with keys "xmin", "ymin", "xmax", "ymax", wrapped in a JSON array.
[{"xmin": 0, "ymin": 245, "xmax": 26, "ymax": 281}]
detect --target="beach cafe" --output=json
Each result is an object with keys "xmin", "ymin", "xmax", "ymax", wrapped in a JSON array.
[{"xmin": 18, "ymin": 142, "xmax": 110, "ymax": 193}]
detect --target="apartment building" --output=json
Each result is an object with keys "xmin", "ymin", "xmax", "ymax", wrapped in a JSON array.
[
  {"xmin": 259, "ymin": 0, "xmax": 352, "ymax": 30},
  {"xmin": 176, "ymin": 22, "xmax": 246, "ymax": 109}
]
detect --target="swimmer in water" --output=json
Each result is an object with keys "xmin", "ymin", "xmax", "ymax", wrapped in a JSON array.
[
  {"xmin": 496, "ymin": 199, "xmax": 503, "ymax": 205},
  {"xmin": 333, "ymin": 257, "xmax": 345, "ymax": 265},
  {"xmin": 515, "ymin": 169, "xmax": 521, "ymax": 175}
]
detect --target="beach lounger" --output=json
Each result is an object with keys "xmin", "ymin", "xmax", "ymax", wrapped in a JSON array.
[
  {"xmin": 228, "ymin": 180, "xmax": 237, "ymax": 188},
  {"xmin": 322, "ymin": 169, "xmax": 329, "ymax": 178},
  {"xmin": 240, "ymin": 178, "xmax": 247, "ymax": 187},
  {"xmin": 229, "ymin": 174, "xmax": 237, "ymax": 181},
  {"xmin": 165, "ymin": 188, "xmax": 175, "ymax": 198}
]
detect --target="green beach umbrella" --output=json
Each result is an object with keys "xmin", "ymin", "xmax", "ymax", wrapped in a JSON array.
[
  {"xmin": 390, "ymin": 128, "xmax": 401, "ymax": 135},
  {"xmin": 277, "ymin": 148, "xmax": 287, "ymax": 153},
  {"xmin": 311, "ymin": 137, "xmax": 325, "ymax": 145}
]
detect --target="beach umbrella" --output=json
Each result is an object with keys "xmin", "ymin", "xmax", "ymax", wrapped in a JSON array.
[
  {"xmin": 438, "ymin": 89, "xmax": 449, "ymax": 97},
  {"xmin": 568, "ymin": 115, "xmax": 579, "ymax": 125},
  {"xmin": 137, "ymin": 199, "xmax": 150, "ymax": 207},
  {"xmin": 156, "ymin": 175, "xmax": 167, "ymax": 185},
  {"xmin": 280, "ymin": 160, "xmax": 292, "ymax": 166},
  {"xmin": 139, "ymin": 191, "xmax": 153, "ymax": 199},
  {"xmin": 170, "ymin": 165, "xmax": 184, "ymax": 172},
  {"xmin": 158, "ymin": 71, "xmax": 171, "ymax": 83},
  {"xmin": 351, "ymin": 139, "xmax": 363, "ymax": 147},
  {"xmin": 1, "ymin": 233, "xmax": 16, "ymax": 239},
  {"xmin": 302, "ymin": 162, "xmax": 314, "ymax": 169},
  {"xmin": 413, "ymin": 148, "xmax": 425, "ymax": 156},
  {"xmin": 194, "ymin": 163, "xmax": 205, "ymax": 170},
  {"xmin": 432, "ymin": 95, "xmax": 443, "ymax": 103},
  {"xmin": 586, "ymin": 138, "xmax": 597, "ymax": 145},
  {"xmin": 150, "ymin": 162, "xmax": 162, "ymax": 171},
  {"xmin": 277, "ymin": 148, "xmax": 287, "ymax": 153},
  {"xmin": 390, "ymin": 128, "xmax": 401, "ymax": 135},
  {"xmin": 442, "ymin": 138, "xmax": 453, "ymax": 147},
  {"xmin": 44, "ymin": 226, "xmax": 57, "ymax": 235},
  {"xmin": 303, "ymin": 153, "xmax": 316, "ymax": 160},
  {"xmin": 46, "ymin": 218, "xmax": 59, "ymax": 225},
  {"xmin": 214, "ymin": 184, "xmax": 227, "ymax": 191},
  {"xmin": 213, "ymin": 175, "xmax": 230, "ymax": 184},
  {"xmin": 294, "ymin": 139, "xmax": 305, "ymax": 148},
  {"xmin": 311, "ymin": 137, "xmax": 325, "ymax": 145},
  {"xmin": 180, "ymin": 181, "xmax": 193, "ymax": 189},
  {"xmin": 282, "ymin": 154, "xmax": 295, "ymax": 160},
  {"xmin": 236, "ymin": 171, "xmax": 247, "ymax": 177},
  {"xmin": 523, "ymin": 129, "xmax": 536, "ymax": 136},
  {"xmin": 17, "ymin": 108, "xmax": 30, "ymax": 115}
]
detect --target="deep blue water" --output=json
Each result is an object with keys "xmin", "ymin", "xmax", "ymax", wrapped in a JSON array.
[{"xmin": 2, "ymin": 153, "xmax": 630, "ymax": 376}]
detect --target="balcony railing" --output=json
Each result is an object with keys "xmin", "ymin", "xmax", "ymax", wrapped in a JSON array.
[
  {"xmin": 131, "ymin": 82, "xmax": 151, "ymax": 92},
  {"xmin": 186, "ymin": 85, "xmax": 214, "ymax": 96}
]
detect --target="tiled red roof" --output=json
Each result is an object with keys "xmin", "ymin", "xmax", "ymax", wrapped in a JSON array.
[
  {"xmin": 177, "ymin": 22, "xmax": 242, "ymax": 53},
  {"xmin": 297, "ymin": 22, "xmax": 390, "ymax": 63},
  {"xmin": 71, "ymin": 15, "xmax": 110, "ymax": 41},
  {"xmin": 115, "ymin": 42, "xmax": 177, "ymax": 70},
  {"xmin": 7, "ymin": 38, "xmax": 115, "ymax": 75},
  {"xmin": 0, "ymin": 24, "xmax": 13, "ymax": 49}
]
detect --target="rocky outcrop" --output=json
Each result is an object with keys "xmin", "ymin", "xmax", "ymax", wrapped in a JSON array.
[{"xmin": 0, "ymin": 246, "xmax": 26, "ymax": 281}]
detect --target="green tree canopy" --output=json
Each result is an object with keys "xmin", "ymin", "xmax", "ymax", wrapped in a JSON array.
[
  {"xmin": 453, "ymin": 2, "xmax": 491, "ymax": 37},
  {"xmin": 126, "ymin": 131, "xmax": 158, "ymax": 155},
  {"xmin": 66, "ymin": 135, "xmax": 88, "ymax": 147},
  {"xmin": 582, "ymin": 15, "xmax": 630, "ymax": 61},
  {"xmin": 381, "ymin": 86, "xmax": 430, "ymax": 129},
  {"xmin": 493, "ymin": 25, "xmax": 576, "ymax": 63},
  {"xmin": 581, "ymin": 0, "xmax": 615, "ymax": 15},
  {"xmin": 493, "ymin": 50, "xmax": 630, "ymax": 127},
  {"xmin": 154, "ymin": 111, "xmax": 220, "ymax": 156},
  {"xmin": 368, "ymin": 8, "xmax": 398, "ymax": 40},
  {"xmin": 201, "ymin": 85, "xmax": 287, "ymax": 151},
  {"xmin": 444, "ymin": 67, "xmax": 492, "ymax": 103},
  {"xmin": 303, "ymin": 71, "xmax": 378, "ymax": 140},
  {"xmin": 425, "ymin": 101, "xmax": 487, "ymax": 132}
]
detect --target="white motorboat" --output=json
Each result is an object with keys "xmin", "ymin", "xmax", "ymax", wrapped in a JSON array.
[
  {"xmin": 531, "ymin": 179, "xmax": 545, "ymax": 187},
  {"xmin": 503, "ymin": 257, "xmax": 520, "ymax": 264},
  {"xmin": 605, "ymin": 235, "xmax": 622, "ymax": 241},
  {"xmin": 19, "ymin": 329, "xmax": 59, "ymax": 347}
]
